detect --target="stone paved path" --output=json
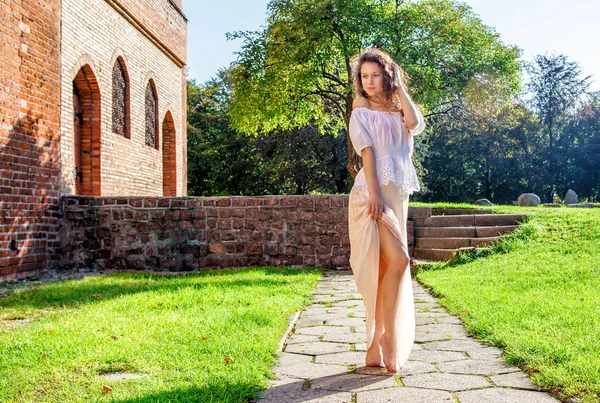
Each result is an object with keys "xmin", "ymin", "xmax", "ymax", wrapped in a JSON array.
[{"xmin": 259, "ymin": 270, "xmax": 559, "ymax": 403}]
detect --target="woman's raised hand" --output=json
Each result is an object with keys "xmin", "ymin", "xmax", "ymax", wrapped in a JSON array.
[{"xmin": 368, "ymin": 190, "xmax": 385, "ymax": 220}]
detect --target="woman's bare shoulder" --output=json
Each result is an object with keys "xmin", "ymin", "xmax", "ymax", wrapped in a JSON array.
[{"xmin": 352, "ymin": 96, "xmax": 370, "ymax": 110}]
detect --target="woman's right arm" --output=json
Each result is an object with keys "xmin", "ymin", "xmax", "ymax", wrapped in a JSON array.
[{"xmin": 361, "ymin": 147, "xmax": 384, "ymax": 221}]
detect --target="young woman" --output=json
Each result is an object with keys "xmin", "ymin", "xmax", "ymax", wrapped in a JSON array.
[{"xmin": 347, "ymin": 49, "xmax": 426, "ymax": 373}]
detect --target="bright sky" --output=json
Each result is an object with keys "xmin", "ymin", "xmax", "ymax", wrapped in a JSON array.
[{"xmin": 182, "ymin": 0, "xmax": 600, "ymax": 91}]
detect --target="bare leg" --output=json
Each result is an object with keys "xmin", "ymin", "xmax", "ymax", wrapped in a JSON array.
[
  {"xmin": 366, "ymin": 257, "xmax": 386, "ymax": 367},
  {"xmin": 376, "ymin": 221, "xmax": 410, "ymax": 373}
]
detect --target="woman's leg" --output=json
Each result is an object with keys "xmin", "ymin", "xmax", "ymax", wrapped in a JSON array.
[
  {"xmin": 376, "ymin": 220, "xmax": 410, "ymax": 372},
  {"xmin": 366, "ymin": 257, "xmax": 387, "ymax": 367}
]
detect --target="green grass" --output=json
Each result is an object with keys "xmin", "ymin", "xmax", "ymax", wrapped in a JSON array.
[
  {"xmin": 409, "ymin": 201, "xmax": 495, "ymax": 209},
  {"xmin": 0, "ymin": 267, "xmax": 321, "ymax": 402},
  {"xmin": 416, "ymin": 205, "xmax": 600, "ymax": 402}
]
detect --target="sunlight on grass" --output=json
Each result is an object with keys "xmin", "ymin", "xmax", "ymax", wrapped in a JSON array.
[
  {"xmin": 416, "ymin": 207, "xmax": 600, "ymax": 402},
  {"xmin": 0, "ymin": 267, "xmax": 321, "ymax": 402}
]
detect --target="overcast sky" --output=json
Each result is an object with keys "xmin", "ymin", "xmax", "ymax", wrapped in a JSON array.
[{"xmin": 182, "ymin": 0, "xmax": 599, "ymax": 91}]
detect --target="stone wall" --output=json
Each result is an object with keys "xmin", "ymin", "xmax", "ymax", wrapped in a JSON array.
[
  {"xmin": 60, "ymin": 0, "xmax": 187, "ymax": 197},
  {"xmin": 0, "ymin": 0, "xmax": 62, "ymax": 280},
  {"xmin": 58, "ymin": 195, "xmax": 417, "ymax": 272}
]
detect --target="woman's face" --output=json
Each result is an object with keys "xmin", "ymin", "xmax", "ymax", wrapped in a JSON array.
[{"xmin": 360, "ymin": 61, "xmax": 385, "ymax": 98}]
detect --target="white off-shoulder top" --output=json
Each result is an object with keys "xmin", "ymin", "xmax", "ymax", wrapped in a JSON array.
[{"xmin": 349, "ymin": 107, "xmax": 426, "ymax": 195}]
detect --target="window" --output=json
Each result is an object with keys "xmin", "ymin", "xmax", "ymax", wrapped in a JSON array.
[
  {"xmin": 145, "ymin": 81, "xmax": 158, "ymax": 148},
  {"xmin": 112, "ymin": 59, "xmax": 129, "ymax": 138}
]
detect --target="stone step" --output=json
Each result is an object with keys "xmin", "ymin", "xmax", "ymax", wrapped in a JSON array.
[
  {"xmin": 415, "ymin": 237, "xmax": 500, "ymax": 249},
  {"xmin": 414, "ymin": 247, "xmax": 474, "ymax": 261},
  {"xmin": 414, "ymin": 214, "xmax": 526, "ymax": 228},
  {"xmin": 431, "ymin": 208, "xmax": 493, "ymax": 216},
  {"xmin": 415, "ymin": 225, "xmax": 519, "ymax": 238}
]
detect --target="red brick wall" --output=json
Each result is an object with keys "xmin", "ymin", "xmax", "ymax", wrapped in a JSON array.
[
  {"xmin": 58, "ymin": 195, "xmax": 418, "ymax": 272},
  {"xmin": 0, "ymin": 0, "xmax": 62, "ymax": 280}
]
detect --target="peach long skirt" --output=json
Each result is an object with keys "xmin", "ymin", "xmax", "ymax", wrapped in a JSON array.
[{"xmin": 348, "ymin": 183, "xmax": 415, "ymax": 368}]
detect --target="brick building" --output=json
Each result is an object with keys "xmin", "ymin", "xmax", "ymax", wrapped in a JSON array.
[{"xmin": 0, "ymin": 0, "xmax": 188, "ymax": 280}]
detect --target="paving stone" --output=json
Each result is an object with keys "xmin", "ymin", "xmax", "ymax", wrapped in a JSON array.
[
  {"xmin": 418, "ymin": 324, "xmax": 469, "ymax": 333},
  {"xmin": 285, "ymin": 342, "xmax": 350, "ymax": 355},
  {"xmin": 423, "ymin": 339, "xmax": 489, "ymax": 352},
  {"xmin": 354, "ymin": 325, "xmax": 367, "ymax": 333},
  {"xmin": 436, "ymin": 316, "xmax": 464, "ymax": 325},
  {"xmin": 401, "ymin": 372, "xmax": 491, "ymax": 391},
  {"xmin": 330, "ymin": 300, "xmax": 364, "ymax": 307},
  {"xmin": 322, "ymin": 333, "xmax": 365, "ymax": 343},
  {"xmin": 259, "ymin": 376, "xmax": 353, "ymax": 403},
  {"xmin": 315, "ymin": 352, "xmax": 367, "ymax": 365},
  {"xmin": 277, "ymin": 353, "xmax": 313, "ymax": 366},
  {"xmin": 295, "ymin": 326, "xmax": 352, "ymax": 336},
  {"xmin": 326, "ymin": 317, "xmax": 367, "ymax": 326},
  {"xmin": 312, "ymin": 295, "xmax": 353, "ymax": 303},
  {"xmin": 416, "ymin": 312, "xmax": 454, "ymax": 318},
  {"xmin": 465, "ymin": 346, "xmax": 503, "ymax": 360},
  {"xmin": 416, "ymin": 316, "xmax": 436, "ymax": 325},
  {"xmin": 310, "ymin": 373, "xmax": 398, "ymax": 392},
  {"xmin": 490, "ymin": 372, "xmax": 542, "ymax": 390},
  {"xmin": 297, "ymin": 315, "xmax": 336, "ymax": 327},
  {"xmin": 415, "ymin": 332, "xmax": 455, "ymax": 343},
  {"xmin": 409, "ymin": 349, "xmax": 468, "ymax": 362},
  {"xmin": 437, "ymin": 359, "xmax": 521, "ymax": 375},
  {"xmin": 286, "ymin": 334, "xmax": 321, "ymax": 344},
  {"xmin": 354, "ymin": 343, "xmax": 367, "ymax": 351},
  {"xmin": 457, "ymin": 388, "xmax": 560, "ymax": 402},
  {"xmin": 275, "ymin": 362, "xmax": 349, "ymax": 379},
  {"xmin": 357, "ymin": 387, "xmax": 454, "ymax": 402}
]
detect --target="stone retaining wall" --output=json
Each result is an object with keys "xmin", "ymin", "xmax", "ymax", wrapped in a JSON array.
[{"xmin": 58, "ymin": 195, "xmax": 420, "ymax": 272}]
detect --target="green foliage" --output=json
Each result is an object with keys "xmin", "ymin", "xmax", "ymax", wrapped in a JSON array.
[
  {"xmin": 0, "ymin": 268, "xmax": 321, "ymax": 402},
  {"xmin": 227, "ymin": 0, "xmax": 522, "ymax": 136},
  {"xmin": 187, "ymin": 74, "xmax": 351, "ymax": 195}
]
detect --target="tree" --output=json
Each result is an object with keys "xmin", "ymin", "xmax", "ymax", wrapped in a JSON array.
[
  {"xmin": 187, "ymin": 70, "xmax": 350, "ymax": 196},
  {"xmin": 228, "ymin": 0, "xmax": 521, "ymax": 180},
  {"xmin": 525, "ymin": 53, "xmax": 591, "ymax": 200}
]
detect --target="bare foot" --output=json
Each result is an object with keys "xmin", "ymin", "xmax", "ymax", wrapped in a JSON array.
[
  {"xmin": 365, "ymin": 343, "xmax": 384, "ymax": 367},
  {"xmin": 380, "ymin": 333, "xmax": 400, "ymax": 372}
]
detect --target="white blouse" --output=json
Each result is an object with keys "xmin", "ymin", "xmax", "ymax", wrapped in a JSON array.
[{"xmin": 349, "ymin": 107, "xmax": 426, "ymax": 195}]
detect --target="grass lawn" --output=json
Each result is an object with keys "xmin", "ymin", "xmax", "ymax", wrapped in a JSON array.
[
  {"xmin": 0, "ymin": 267, "xmax": 321, "ymax": 402},
  {"xmin": 416, "ymin": 205, "xmax": 600, "ymax": 402}
]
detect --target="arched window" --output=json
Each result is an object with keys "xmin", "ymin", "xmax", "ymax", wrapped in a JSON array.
[
  {"xmin": 145, "ymin": 80, "xmax": 158, "ymax": 149},
  {"xmin": 112, "ymin": 58, "xmax": 130, "ymax": 138}
]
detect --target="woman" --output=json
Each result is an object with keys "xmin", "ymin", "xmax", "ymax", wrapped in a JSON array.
[{"xmin": 347, "ymin": 49, "xmax": 425, "ymax": 373}]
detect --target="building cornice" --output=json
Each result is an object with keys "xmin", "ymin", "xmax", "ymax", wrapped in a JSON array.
[{"xmin": 105, "ymin": 0, "xmax": 186, "ymax": 68}]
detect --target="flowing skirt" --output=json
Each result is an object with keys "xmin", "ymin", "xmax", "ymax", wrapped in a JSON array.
[{"xmin": 348, "ymin": 183, "xmax": 415, "ymax": 368}]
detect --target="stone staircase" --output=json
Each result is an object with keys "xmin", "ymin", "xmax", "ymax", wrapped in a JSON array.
[{"xmin": 412, "ymin": 208, "xmax": 526, "ymax": 262}]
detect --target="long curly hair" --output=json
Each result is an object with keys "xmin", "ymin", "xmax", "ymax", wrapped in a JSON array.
[
  {"xmin": 347, "ymin": 49, "xmax": 415, "ymax": 179},
  {"xmin": 352, "ymin": 48, "xmax": 410, "ymax": 112}
]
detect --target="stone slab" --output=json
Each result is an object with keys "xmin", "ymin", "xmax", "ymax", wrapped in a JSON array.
[
  {"xmin": 325, "ymin": 317, "xmax": 367, "ymax": 327},
  {"xmin": 286, "ymin": 334, "xmax": 321, "ymax": 344},
  {"xmin": 457, "ymin": 388, "xmax": 560, "ymax": 402},
  {"xmin": 275, "ymin": 362, "xmax": 348, "ymax": 380},
  {"xmin": 437, "ymin": 359, "xmax": 521, "ymax": 375},
  {"xmin": 315, "ymin": 352, "xmax": 367, "ymax": 365},
  {"xmin": 490, "ymin": 372, "xmax": 542, "ymax": 390},
  {"xmin": 408, "ymin": 349, "xmax": 468, "ymax": 363},
  {"xmin": 322, "ymin": 333, "xmax": 365, "ymax": 343},
  {"xmin": 295, "ymin": 326, "xmax": 352, "ymax": 336},
  {"xmin": 285, "ymin": 342, "xmax": 350, "ymax": 355},
  {"xmin": 311, "ymin": 373, "xmax": 398, "ymax": 392},
  {"xmin": 357, "ymin": 387, "xmax": 455, "ymax": 403},
  {"xmin": 422, "ymin": 339, "xmax": 489, "ymax": 352},
  {"xmin": 401, "ymin": 372, "xmax": 491, "ymax": 391},
  {"xmin": 277, "ymin": 353, "xmax": 313, "ymax": 366}
]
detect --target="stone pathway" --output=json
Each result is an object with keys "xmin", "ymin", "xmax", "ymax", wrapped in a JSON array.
[{"xmin": 259, "ymin": 270, "xmax": 559, "ymax": 403}]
